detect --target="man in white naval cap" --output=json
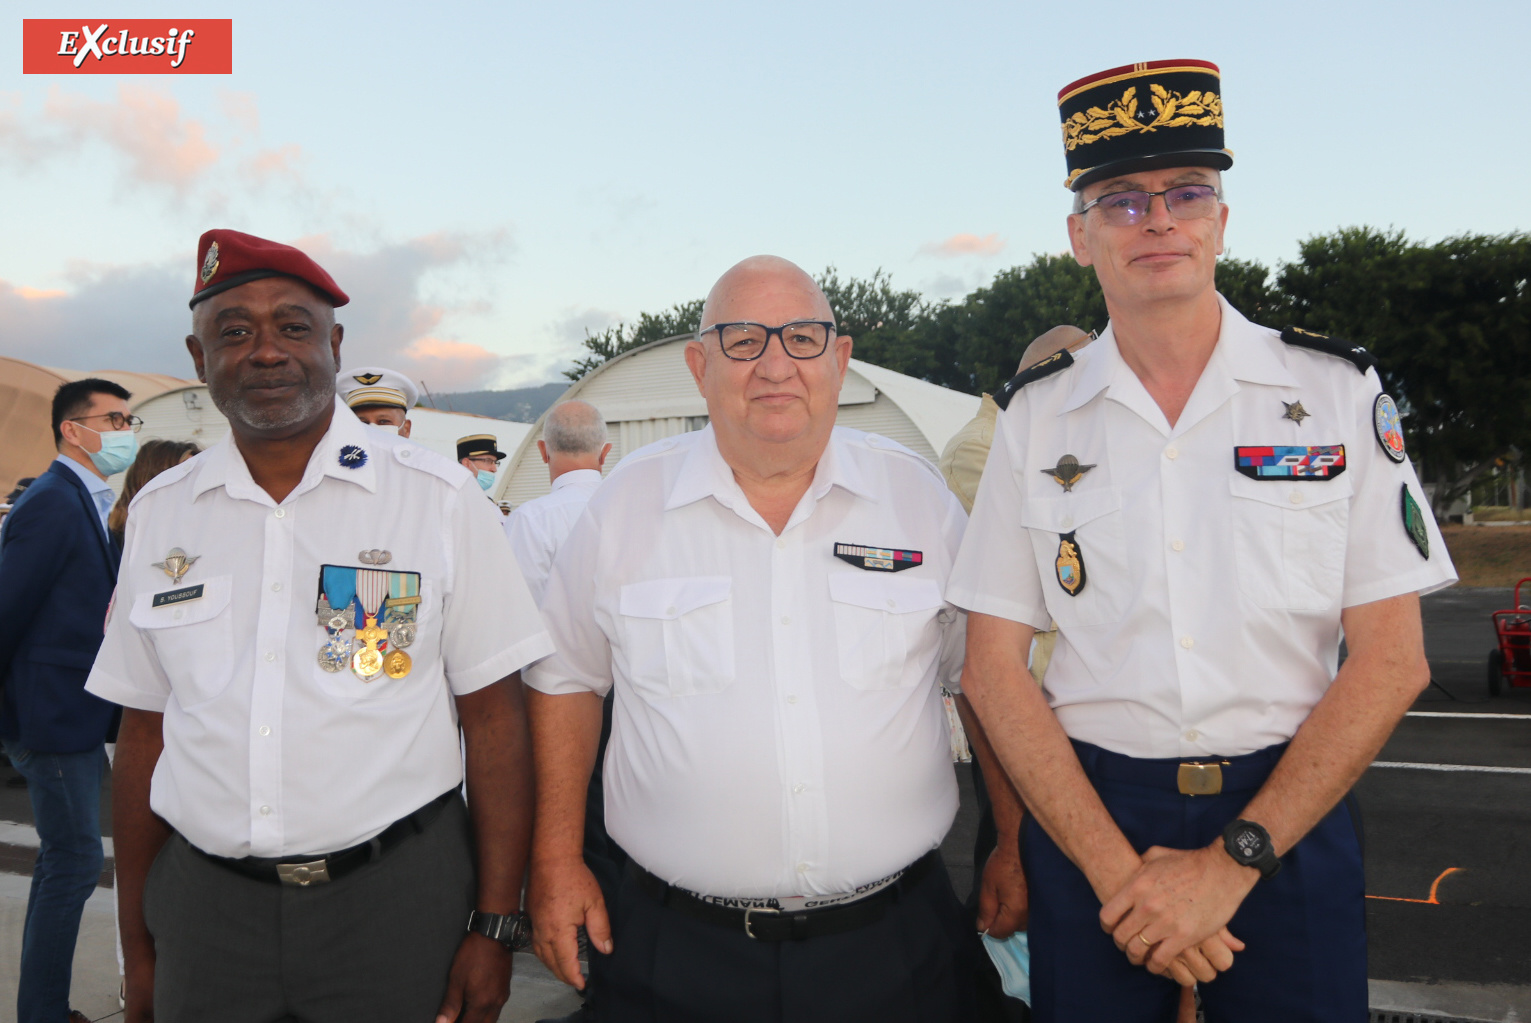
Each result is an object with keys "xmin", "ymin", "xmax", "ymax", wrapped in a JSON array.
[{"xmin": 337, "ymin": 366, "xmax": 420, "ymax": 438}]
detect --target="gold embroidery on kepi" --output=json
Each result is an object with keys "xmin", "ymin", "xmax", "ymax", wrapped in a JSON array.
[
  {"xmin": 1281, "ymin": 400, "xmax": 1311, "ymax": 426},
  {"xmin": 199, "ymin": 241, "xmax": 219, "ymax": 283},
  {"xmin": 1056, "ymin": 532, "xmax": 1087, "ymax": 596},
  {"xmin": 354, "ymin": 372, "xmax": 383, "ymax": 386},
  {"xmin": 1057, "ymin": 60, "xmax": 1233, "ymax": 191},
  {"xmin": 1042, "ymin": 454, "xmax": 1097, "ymax": 492}
]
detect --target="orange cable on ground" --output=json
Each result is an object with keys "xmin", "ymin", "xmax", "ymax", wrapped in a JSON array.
[{"xmin": 1365, "ymin": 867, "xmax": 1462, "ymax": 904}]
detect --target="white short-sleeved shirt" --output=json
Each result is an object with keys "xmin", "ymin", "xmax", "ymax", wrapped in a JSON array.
[
  {"xmin": 504, "ymin": 468, "xmax": 602, "ymax": 605},
  {"xmin": 948, "ymin": 297, "xmax": 1456, "ymax": 760},
  {"xmin": 524, "ymin": 426, "xmax": 966, "ymax": 898},
  {"xmin": 86, "ymin": 400, "xmax": 553, "ymax": 858}
]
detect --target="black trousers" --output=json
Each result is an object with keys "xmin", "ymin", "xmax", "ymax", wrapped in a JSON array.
[
  {"xmin": 589, "ymin": 855, "xmax": 978, "ymax": 1023},
  {"xmin": 145, "ymin": 795, "xmax": 475, "ymax": 1023}
]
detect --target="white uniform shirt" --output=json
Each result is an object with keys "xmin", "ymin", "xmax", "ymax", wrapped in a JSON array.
[
  {"xmin": 525, "ymin": 426, "xmax": 966, "ymax": 898},
  {"xmin": 948, "ymin": 297, "xmax": 1456, "ymax": 760},
  {"xmin": 86, "ymin": 400, "xmax": 553, "ymax": 858},
  {"xmin": 504, "ymin": 468, "xmax": 602, "ymax": 605}
]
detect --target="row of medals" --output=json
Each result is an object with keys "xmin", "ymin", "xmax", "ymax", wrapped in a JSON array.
[{"xmin": 316, "ymin": 599, "xmax": 414, "ymax": 681}]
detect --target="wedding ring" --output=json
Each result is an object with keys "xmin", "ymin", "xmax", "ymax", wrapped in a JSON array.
[{"xmin": 1136, "ymin": 933, "xmax": 1153, "ymax": 948}]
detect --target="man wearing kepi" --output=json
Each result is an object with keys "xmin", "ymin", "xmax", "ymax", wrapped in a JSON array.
[
  {"xmin": 87, "ymin": 229, "xmax": 552, "ymax": 1023},
  {"xmin": 525, "ymin": 256, "xmax": 982, "ymax": 1021},
  {"xmin": 949, "ymin": 61, "xmax": 1457, "ymax": 1022},
  {"xmin": 337, "ymin": 365, "xmax": 420, "ymax": 437}
]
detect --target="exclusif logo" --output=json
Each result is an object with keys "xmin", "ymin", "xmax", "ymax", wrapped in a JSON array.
[{"xmin": 22, "ymin": 20, "xmax": 233, "ymax": 74}]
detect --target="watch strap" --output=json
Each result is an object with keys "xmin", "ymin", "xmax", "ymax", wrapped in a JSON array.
[{"xmin": 466, "ymin": 910, "xmax": 531, "ymax": 949}]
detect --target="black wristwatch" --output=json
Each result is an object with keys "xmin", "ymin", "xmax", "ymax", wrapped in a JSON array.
[
  {"xmin": 1221, "ymin": 819, "xmax": 1281, "ymax": 880},
  {"xmin": 467, "ymin": 910, "xmax": 532, "ymax": 951}
]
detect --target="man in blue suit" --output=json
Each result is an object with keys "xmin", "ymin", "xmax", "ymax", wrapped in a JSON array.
[{"xmin": 0, "ymin": 378, "xmax": 136, "ymax": 1023}]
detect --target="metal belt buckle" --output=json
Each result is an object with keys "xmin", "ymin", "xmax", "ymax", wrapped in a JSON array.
[
  {"xmin": 742, "ymin": 905, "xmax": 780, "ymax": 940},
  {"xmin": 1176, "ymin": 762, "xmax": 1227, "ymax": 796},
  {"xmin": 276, "ymin": 859, "xmax": 331, "ymax": 886}
]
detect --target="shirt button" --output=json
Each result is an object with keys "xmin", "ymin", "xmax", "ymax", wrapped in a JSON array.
[
  {"xmin": 274, "ymin": 508, "xmax": 286, "ymax": 519},
  {"xmin": 264, "ymin": 651, "xmax": 277, "ymax": 662},
  {"xmin": 886, "ymin": 599, "xmax": 897, "ymax": 609},
  {"xmin": 258, "ymin": 725, "xmax": 271, "ymax": 737},
  {"xmin": 1289, "ymin": 491, "xmax": 1304, "ymax": 505},
  {"xmin": 786, "ymin": 694, "xmax": 798, "ymax": 705},
  {"xmin": 1171, "ymin": 539, "xmax": 1185, "ymax": 552},
  {"xmin": 1165, "ymin": 446, "xmax": 1179, "ymax": 460},
  {"xmin": 172, "ymin": 609, "xmax": 184, "ymax": 620},
  {"xmin": 400, "ymin": 449, "xmax": 411, "ymax": 458},
  {"xmin": 780, "ymin": 616, "xmax": 791, "ymax": 626},
  {"xmin": 793, "ymin": 784, "xmax": 805, "ymax": 794},
  {"xmin": 796, "ymin": 862, "xmax": 809, "ymax": 874},
  {"xmin": 775, "ymin": 537, "xmax": 786, "ymax": 549},
  {"xmin": 1180, "ymin": 636, "xmax": 1195, "ymax": 650},
  {"xmin": 271, "ymin": 582, "xmax": 282, "ymax": 592},
  {"xmin": 259, "ymin": 805, "xmax": 272, "ymax": 816},
  {"xmin": 1184, "ymin": 729, "xmax": 1200, "ymax": 741},
  {"xmin": 665, "ymin": 606, "xmax": 677, "ymax": 616}
]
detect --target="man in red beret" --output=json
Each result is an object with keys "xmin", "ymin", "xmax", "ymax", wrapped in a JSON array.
[{"xmin": 90, "ymin": 229, "xmax": 551, "ymax": 1023}]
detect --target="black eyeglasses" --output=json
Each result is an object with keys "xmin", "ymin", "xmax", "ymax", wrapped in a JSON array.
[
  {"xmin": 699, "ymin": 321, "xmax": 837, "ymax": 361},
  {"xmin": 1079, "ymin": 183, "xmax": 1222, "ymax": 227},
  {"xmin": 69, "ymin": 412, "xmax": 144, "ymax": 433}
]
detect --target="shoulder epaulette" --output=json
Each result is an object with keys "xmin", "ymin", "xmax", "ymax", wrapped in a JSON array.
[
  {"xmin": 1280, "ymin": 325, "xmax": 1376, "ymax": 374},
  {"xmin": 993, "ymin": 349, "xmax": 1074, "ymax": 411}
]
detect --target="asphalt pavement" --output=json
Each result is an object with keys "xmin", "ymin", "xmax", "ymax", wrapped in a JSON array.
[{"xmin": 0, "ymin": 586, "xmax": 1527, "ymax": 1021}]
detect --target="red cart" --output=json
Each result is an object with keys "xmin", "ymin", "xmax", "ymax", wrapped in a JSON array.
[{"xmin": 1487, "ymin": 577, "xmax": 1531, "ymax": 695}]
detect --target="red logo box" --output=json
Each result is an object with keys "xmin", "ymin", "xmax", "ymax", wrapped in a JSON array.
[{"xmin": 22, "ymin": 19, "xmax": 232, "ymax": 74}]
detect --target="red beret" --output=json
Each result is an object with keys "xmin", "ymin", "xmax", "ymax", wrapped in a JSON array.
[{"xmin": 189, "ymin": 229, "xmax": 350, "ymax": 309}]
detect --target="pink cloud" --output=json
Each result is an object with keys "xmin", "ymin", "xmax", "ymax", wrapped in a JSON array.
[
  {"xmin": 399, "ymin": 337, "xmax": 503, "ymax": 393},
  {"xmin": 43, "ymin": 84, "xmax": 219, "ymax": 191},
  {"xmin": 919, "ymin": 232, "xmax": 1007, "ymax": 258}
]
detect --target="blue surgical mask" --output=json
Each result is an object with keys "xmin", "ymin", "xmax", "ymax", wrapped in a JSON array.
[
  {"xmin": 981, "ymin": 931, "xmax": 1031, "ymax": 1006},
  {"xmin": 476, "ymin": 469, "xmax": 496, "ymax": 492},
  {"xmin": 81, "ymin": 426, "xmax": 139, "ymax": 477}
]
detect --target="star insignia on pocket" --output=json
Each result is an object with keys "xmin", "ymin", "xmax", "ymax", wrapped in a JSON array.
[{"xmin": 1281, "ymin": 400, "xmax": 1311, "ymax": 426}]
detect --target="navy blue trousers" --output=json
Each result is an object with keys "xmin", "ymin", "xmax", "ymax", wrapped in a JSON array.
[{"xmin": 1022, "ymin": 741, "xmax": 1367, "ymax": 1023}]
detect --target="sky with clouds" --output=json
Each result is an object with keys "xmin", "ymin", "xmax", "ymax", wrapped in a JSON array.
[{"xmin": 3, "ymin": 0, "xmax": 1527, "ymax": 391}]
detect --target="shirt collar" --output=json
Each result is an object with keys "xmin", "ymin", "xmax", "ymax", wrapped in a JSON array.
[
  {"xmin": 191, "ymin": 397, "xmax": 379, "ymax": 503},
  {"xmin": 664, "ymin": 427, "xmax": 877, "ymax": 515},
  {"xmin": 550, "ymin": 468, "xmax": 602, "ymax": 492},
  {"xmin": 1061, "ymin": 293, "xmax": 1297, "ymax": 417},
  {"xmin": 53, "ymin": 454, "xmax": 112, "ymax": 496}
]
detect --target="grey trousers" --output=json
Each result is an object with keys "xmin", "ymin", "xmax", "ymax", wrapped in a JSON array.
[{"xmin": 144, "ymin": 796, "xmax": 475, "ymax": 1023}]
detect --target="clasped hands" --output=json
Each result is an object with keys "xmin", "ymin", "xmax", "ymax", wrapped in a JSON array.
[{"xmin": 1097, "ymin": 842, "xmax": 1260, "ymax": 986}]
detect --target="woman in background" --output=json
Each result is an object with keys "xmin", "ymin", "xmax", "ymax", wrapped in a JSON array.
[{"xmin": 107, "ymin": 439, "xmax": 199, "ymax": 548}]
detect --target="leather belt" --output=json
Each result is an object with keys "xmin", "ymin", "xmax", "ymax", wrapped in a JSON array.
[
  {"xmin": 1071, "ymin": 740, "xmax": 1289, "ymax": 797},
  {"xmin": 631, "ymin": 850, "xmax": 937, "ymax": 941},
  {"xmin": 188, "ymin": 789, "xmax": 458, "ymax": 887}
]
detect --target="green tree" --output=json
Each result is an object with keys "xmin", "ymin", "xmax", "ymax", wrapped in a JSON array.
[
  {"xmin": 817, "ymin": 267, "xmax": 941, "ymax": 382},
  {"xmin": 565, "ymin": 299, "xmax": 704, "ymax": 380},
  {"xmin": 1277, "ymin": 227, "xmax": 1531, "ymax": 515}
]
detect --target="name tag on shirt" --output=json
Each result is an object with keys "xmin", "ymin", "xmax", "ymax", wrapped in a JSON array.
[{"xmin": 152, "ymin": 584, "xmax": 205, "ymax": 607}]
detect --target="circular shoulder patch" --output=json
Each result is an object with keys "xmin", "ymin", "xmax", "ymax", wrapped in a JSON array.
[
  {"xmin": 1372, "ymin": 393, "xmax": 1406, "ymax": 463},
  {"xmin": 338, "ymin": 444, "xmax": 368, "ymax": 469}
]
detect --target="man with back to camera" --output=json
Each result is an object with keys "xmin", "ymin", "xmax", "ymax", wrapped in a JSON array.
[
  {"xmin": 337, "ymin": 366, "xmax": 420, "ymax": 438},
  {"xmin": 0, "ymin": 378, "xmax": 137, "ymax": 1023},
  {"xmin": 87, "ymin": 228, "xmax": 552, "ymax": 1023},
  {"xmin": 947, "ymin": 60, "xmax": 1457, "ymax": 1021},
  {"xmin": 523, "ymin": 256, "xmax": 1023, "ymax": 1021}
]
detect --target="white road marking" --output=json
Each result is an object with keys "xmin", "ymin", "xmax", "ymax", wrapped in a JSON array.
[
  {"xmin": 1406, "ymin": 711, "xmax": 1531, "ymax": 720},
  {"xmin": 1371, "ymin": 761, "xmax": 1531, "ymax": 775}
]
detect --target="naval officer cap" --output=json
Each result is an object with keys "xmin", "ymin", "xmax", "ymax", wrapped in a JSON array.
[
  {"xmin": 457, "ymin": 434, "xmax": 506, "ymax": 461},
  {"xmin": 338, "ymin": 367, "xmax": 420, "ymax": 413},
  {"xmin": 189, "ymin": 228, "xmax": 351, "ymax": 309},
  {"xmin": 1058, "ymin": 59, "xmax": 1232, "ymax": 191}
]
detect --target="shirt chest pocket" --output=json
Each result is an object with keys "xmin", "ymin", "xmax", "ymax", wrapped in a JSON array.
[
  {"xmin": 1019, "ymin": 488, "xmax": 1126, "ymax": 628},
  {"xmin": 1228, "ymin": 475, "xmax": 1352, "ymax": 611},
  {"xmin": 128, "ymin": 574, "xmax": 234, "ymax": 709},
  {"xmin": 828, "ymin": 573, "xmax": 944, "ymax": 690},
  {"xmin": 617, "ymin": 577, "xmax": 735, "ymax": 699}
]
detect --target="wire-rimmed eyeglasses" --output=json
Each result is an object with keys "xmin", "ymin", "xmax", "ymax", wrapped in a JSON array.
[
  {"xmin": 1078, "ymin": 183, "xmax": 1222, "ymax": 227},
  {"xmin": 699, "ymin": 321, "xmax": 837, "ymax": 361}
]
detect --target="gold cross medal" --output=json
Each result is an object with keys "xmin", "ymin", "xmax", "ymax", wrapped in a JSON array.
[
  {"xmin": 1055, "ymin": 531, "xmax": 1087, "ymax": 597},
  {"xmin": 352, "ymin": 569, "xmax": 392, "ymax": 681}
]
